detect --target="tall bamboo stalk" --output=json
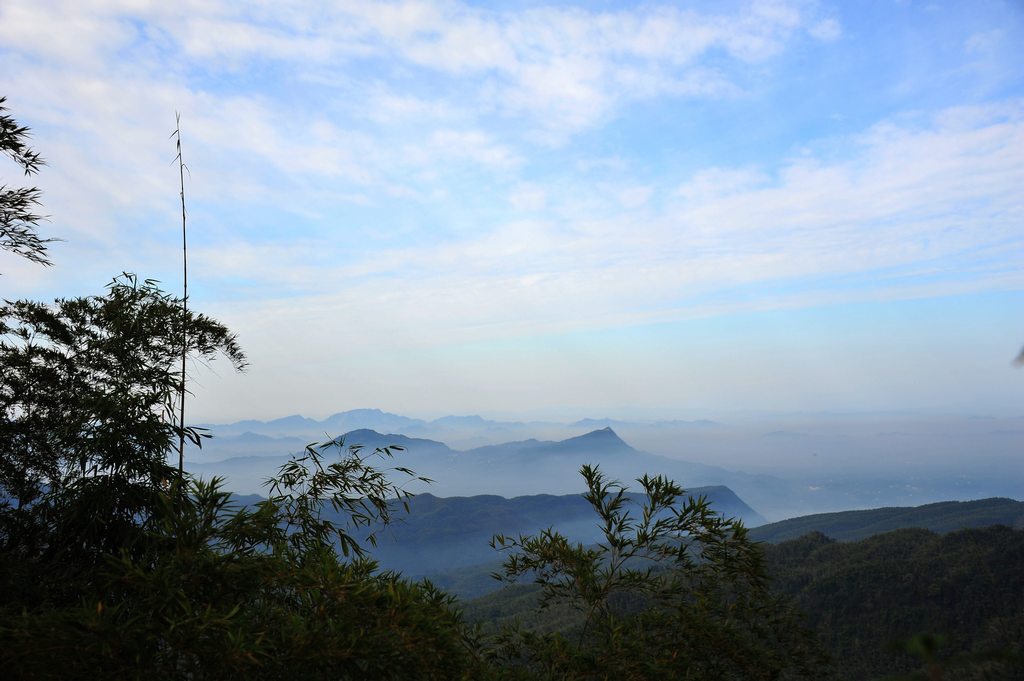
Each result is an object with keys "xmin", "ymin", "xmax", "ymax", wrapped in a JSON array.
[{"xmin": 173, "ymin": 113, "xmax": 188, "ymax": 476}]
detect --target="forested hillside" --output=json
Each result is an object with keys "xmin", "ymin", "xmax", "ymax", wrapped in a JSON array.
[
  {"xmin": 766, "ymin": 526, "xmax": 1024, "ymax": 680},
  {"xmin": 464, "ymin": 525, "xmax": 1024, "ymax": 680}
]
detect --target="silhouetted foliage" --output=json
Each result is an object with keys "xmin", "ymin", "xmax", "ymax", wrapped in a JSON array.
[
  {"xmin": 0, "ymin": 276, "xmax": 483, "ymax": 678},
  {"xmin": 486, "ymin": 465, "xmax": 823, "ymax": 680},
  {"xmin": 0, "ymin": 274, "xmax": 244, "ymax": 604},
  {"xmin": 1, "ymin": 448, "xmax": 483, "ymax": 679},
  {"xmin": 0, "ymin": 97, "xmax": 55, "ymax": 267}
]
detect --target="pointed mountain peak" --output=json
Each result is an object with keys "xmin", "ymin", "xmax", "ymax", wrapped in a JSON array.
[{"xmin": 560, "ymin": 427, "xmax": 633, "ymax": 450}]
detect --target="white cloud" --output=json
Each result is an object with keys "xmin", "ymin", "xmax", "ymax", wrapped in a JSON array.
[
  {"xmin": 237, "ymin": 100, "xmax": 1024, "ymax": 350},
  {"xmin": 1, "ymin": 0, "xmax": 825, "ymax": 139},
  {"xmin": 677, "ymin": 167, "xmax": 770, "ymax": 201},
  {"xmin": 178, "ymin": 99, "xmax": 1022, "ymax": 331},
  {"xmin": 356, "ymin": 85, "xmax": 463, "ymax": 124},
  {"xmin": 426, "ymin": 129, "xmax": 521, "ymax": 168}
]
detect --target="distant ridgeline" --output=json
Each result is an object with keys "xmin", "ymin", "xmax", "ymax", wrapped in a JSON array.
[
  {"xmin": 234, "ymin": 479, "xmax": 1023, "ymax": 607},
  {"xmin": 192, "ymin": 408, "xmax": 1024, "ymax": 521},
  {"xmin": 191, "ymin": 426, "xmax": 695, "ymax": 500},
  {"xmin": 751, "ymin": 497, "xmax": 1024, "ymax": 543},
  {"xmin": 188, "ymin": 426, "xmax": 810, "ymax": 518}
]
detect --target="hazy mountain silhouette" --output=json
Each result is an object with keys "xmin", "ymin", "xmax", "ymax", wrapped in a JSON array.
[
  {"xmin": 198, "ymin": 408, "xmax": 428, "ymax": 439},
  {"xmin": 188, "ymin": 410, "xmax": 1024, "ymax": 520},
  {"xmin": 369, "ymin": 485, "xmax": 763, "ymax": 577},
  {"xmin": 187, "ymin": 426, "xmax": 798, "ymax": 520}
]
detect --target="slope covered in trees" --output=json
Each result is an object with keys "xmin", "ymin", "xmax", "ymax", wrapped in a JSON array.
[
  {"xmin": 765, "ymin": 526, "xmax": 1024, "ymax": 680},
  {"xmin": 463, "ymin": 525, "xmax": 1024, "ymax": 680}
]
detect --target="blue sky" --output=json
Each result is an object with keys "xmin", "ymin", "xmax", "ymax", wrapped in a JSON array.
[{"xmin": 1, "ymin": 0, "xmax": 1022, "ymax": 422}]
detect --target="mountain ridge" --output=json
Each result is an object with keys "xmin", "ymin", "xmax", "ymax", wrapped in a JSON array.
[
  {"xmin": 186, "ymin": 426, "xmax": 754, "ymax": 505},
  {"xmin": 750, "ymin": 497, "xmax": 1024, "ymax": 543},
  {"xmin": 187, "ymin": 410, "xmax": 1024, "ymax": 520}
]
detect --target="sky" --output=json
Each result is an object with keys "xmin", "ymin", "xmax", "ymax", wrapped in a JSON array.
[{"xmin": 1, "ymin": 0, "xmax": 1022, "ymax": 424}]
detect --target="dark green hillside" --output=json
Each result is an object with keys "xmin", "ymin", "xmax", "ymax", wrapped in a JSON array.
[
  {"xmin": 764, "ymin": 525, "xmax": 1024, "ymax": 680},
  {"xmin": 462, "ymin": 525, "xmax": 1024, "ymax": 680},
  {"xmin": 750, "ymin": 497, "xmax": 1024, "ymax": 543}
]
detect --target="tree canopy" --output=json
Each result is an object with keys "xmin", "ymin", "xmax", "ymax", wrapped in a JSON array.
[{"xmin": 487, "ymin": 464, "xmax": 822, "ymax": 680}]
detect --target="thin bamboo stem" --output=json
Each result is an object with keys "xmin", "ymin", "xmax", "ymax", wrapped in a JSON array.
[{"xmin": 174, "ymin": 113, "xmax": 188, "ymax": 476}]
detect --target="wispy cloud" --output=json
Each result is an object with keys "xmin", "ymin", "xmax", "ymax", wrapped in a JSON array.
[
  {"xmin": 191, "ymin": 101, "xmax": 1024, "ymax": 357},
  {"xmin": 1, "ymin": 0, "xmax": 832, "ymax": 137},
  {"xmin": 2, "ymin": 0, "xmax": 1021, "ymax": 418}
]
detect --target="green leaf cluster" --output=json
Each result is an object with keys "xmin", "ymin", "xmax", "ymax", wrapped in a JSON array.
[{"xmin": 486, "ymin": 465, "xmax": 823, "ymax": 680}]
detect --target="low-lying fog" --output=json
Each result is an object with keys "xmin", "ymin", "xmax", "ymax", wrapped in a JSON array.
[{"xmin": 612, "ymin": 413, "xmax": 1023, "ymax": 477}]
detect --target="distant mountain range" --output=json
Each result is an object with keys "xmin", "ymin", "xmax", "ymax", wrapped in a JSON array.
[
  {"xmin": 186, "ymin": 426, "xmax": 808, "ymax": 518},
  {"xmin": 226, "ymin": 481, "xmax": 764, "ymax": 595},
  {"xmin": 189, "ymin": 409, "xmax": 1024, "ymax": 520},
  {"xmin": 196, "ymin": 408, "xmax": 722, "ymax": 451},
  {"xmin": 198, "ymin": 409, "xmax": 429, "ymax": 439}
]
